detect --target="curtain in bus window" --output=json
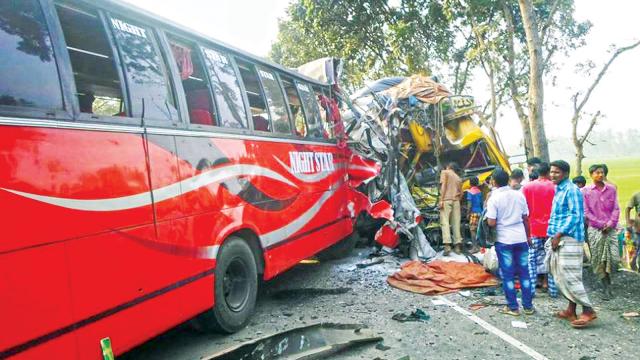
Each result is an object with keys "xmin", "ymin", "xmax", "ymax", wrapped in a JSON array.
[
  {"xmin": 109, "ymin": 16, "xmax": 178, "ymax": 121},
  {"xmin": 297, "ymin": 82, "xmax": 323, "ymax": 138},
  {"xmin": 257, "ymin": 66, "xmax": 291, "ymax": 135},
  {"xmin": 0, "ymin": 0, "xmax": 62, "ymax": 110},
  {"xmin": 201, "ymin": 47, "xmax": 248, "ymax": 129},
  {"xmin": 169, "ymin": 43, "xmax": 193, "ymax": 80}
]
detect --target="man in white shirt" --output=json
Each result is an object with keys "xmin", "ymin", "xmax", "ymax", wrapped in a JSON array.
[{"xmin": 487, "ymin": 169, "xmax": 534, "ymax": 316}]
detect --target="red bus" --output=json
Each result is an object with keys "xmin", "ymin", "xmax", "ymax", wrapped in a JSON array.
[{"xmin": 0, "ymin": 1, "xmax": 365, "ymax": 358}]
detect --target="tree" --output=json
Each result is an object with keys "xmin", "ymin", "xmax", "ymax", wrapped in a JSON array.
[
  {"xmin": 272, "ymin": 0, "xmax": 590, "ymax": 159},
  {"xmin": 270, "ymin": 0, "xmax": 455, "ymax": 90},
  {"xmin": 570, "ymin": 40, "xmax": 640, "ymax": 176},
  {"xmin": 518, "ymin": 0, "xmax": 549, "ymax": 161},
  {"xmin": 448, "ymin": 0, "xmax": 590, "ymax": 158}
]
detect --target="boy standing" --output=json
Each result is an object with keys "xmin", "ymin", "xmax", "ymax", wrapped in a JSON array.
[{"xmin": 466, "ymin": 176, "xmax": 483, "ymax": 252}]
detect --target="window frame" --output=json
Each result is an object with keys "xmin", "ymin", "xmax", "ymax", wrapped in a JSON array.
[
  {"xmin": 256, "ymin": 65, "xmax": 293, "ymax": 136},
  {"xmin": 161, "ymin": 31, "xmax": 221, "ymax": 132},
  {"xmin": 104, "ymin": 12, "xmax": 181, "ymax": 128},
  {"xmin": 294, "ymin": 79, "xmax": 324, "ymax": 140},
  {"xmin": 279, "ymin": 74, "xmax": 307, "ymax": 139},
  {"xmin": 194, "ymin": 44, "xmax": 253, "ymax": 134},
  {"xmin": 235, "ymin": 57, "xmax": 275, "ymax": 135},
  {"xmin": 0, "ymin": 0, "xmax": 73, "ymax": 121}
]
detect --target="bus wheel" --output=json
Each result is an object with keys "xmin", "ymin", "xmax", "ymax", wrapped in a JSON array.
[{"xmin": 199, "ymin": 236, "xmax": 258, "ymax": 333}]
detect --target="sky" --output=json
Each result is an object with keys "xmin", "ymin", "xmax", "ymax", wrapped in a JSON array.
[{"xmin": 123, "ymin": 0, "xmax": 639, "ymax": 155}]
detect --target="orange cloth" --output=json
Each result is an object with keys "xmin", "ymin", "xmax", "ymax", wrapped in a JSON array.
[{"xmin": 387, "ymin": 260, "xmax": 498, "ymax": 295}]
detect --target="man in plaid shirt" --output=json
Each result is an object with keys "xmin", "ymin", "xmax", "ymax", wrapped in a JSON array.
[{"xmin": 547, "ymin": 160, "xmax": 597, "ymax": 328}]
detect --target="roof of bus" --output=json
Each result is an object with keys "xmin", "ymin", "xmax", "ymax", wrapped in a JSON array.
[{"xmin": 79, "ymin": 0, "xmax": 331, "ymax": 88}]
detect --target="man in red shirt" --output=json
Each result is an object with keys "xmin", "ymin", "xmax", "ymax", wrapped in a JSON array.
[{"xmin": 522, "ymin": 162, "xmax": 557, "ymax": 298}]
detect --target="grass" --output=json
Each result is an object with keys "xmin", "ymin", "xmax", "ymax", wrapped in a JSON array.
[{"xmin": 577, "ymin": 157, "xmax": 640, "ymax": 225}]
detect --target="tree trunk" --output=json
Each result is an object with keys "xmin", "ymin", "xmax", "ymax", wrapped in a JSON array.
[
  {"xmin": 518, "ymin": 0, "xmax": 550, "ymax": 162},
  {"xmin": 574, "ymin": 144, "xmax": 584, "ymax": 176},
  {"xmin": 501, "ymin": 0, "xmax": 533, "ymax": 157},
  {"xmin": 489, "ymin": 67, "xmax": 497, "ymax": 127}
]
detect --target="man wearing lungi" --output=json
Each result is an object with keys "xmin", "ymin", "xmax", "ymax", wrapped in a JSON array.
[{"xmin": 547, "ymin": 160, "xmax": 597, "ymax": 328}]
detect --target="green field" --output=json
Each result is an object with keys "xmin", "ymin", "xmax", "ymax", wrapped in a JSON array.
[{"xmin": 578, "ymin": 157, "xmax": 640, "ymax": 225}]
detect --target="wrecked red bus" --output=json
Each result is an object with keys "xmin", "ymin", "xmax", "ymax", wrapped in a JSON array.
[{"xmin": 0, "ymin": 0, "xmax": 360, "ymax": 358}]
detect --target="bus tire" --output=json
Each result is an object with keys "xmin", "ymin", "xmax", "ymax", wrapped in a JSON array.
[
  {"xmin": 199, "ymin": 236, "xmax": 258, "ymax": 333},
  {"xmin": 317, "ymin": 232, "xmax": 359, "ymax": 261}
]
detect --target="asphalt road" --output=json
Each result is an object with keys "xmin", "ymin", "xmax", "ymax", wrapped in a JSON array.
[{"xmin": 122, "ymin": 248, "xmax": 640, "ymax": 359}]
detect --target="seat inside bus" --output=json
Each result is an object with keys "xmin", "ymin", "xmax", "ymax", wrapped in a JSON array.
[{"xmin": 169, "ymin": 41, "xmax": 217, "ymax": 127}]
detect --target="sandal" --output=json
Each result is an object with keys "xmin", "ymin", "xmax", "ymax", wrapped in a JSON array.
[
  {"xmin": 571, "ymin": 313, "xmax": 597, "ymax": 328},
  {"xmin": 555, "ymin": 309, "xmax": 577, "ymax": 322},
  {"xmin": 499, "ymin": 306, "xmax": 520, "ymax": 316},
  {"xmin": 523, "ymin": 307, "xmax": 536, "ymax": 315}
]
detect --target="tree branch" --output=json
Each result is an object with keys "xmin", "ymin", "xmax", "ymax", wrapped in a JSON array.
[
  {"xmin": 540, "ymin": 0, "xmax": 562, "ymax": 41},
  {"xmin": 578, "ymin": 111, "xmax": 601, "ymax": 145},
  {"xmin": 575, "ymin": 40, "xmax": 640, "ymax": 114}
]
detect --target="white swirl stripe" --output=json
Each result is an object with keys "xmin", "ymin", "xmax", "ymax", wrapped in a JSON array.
[
  {"xmin": 1, "ymin": 164, "xmax": 296, "ymax": 212},
  {"xmin": 261, "ymin": 190, "xmax": 335, "ymax": 248}
]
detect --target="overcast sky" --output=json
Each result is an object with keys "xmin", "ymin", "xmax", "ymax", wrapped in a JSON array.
[{"xmin": 124, "ymin": 0, "xmax": 639, "ymax": 154}]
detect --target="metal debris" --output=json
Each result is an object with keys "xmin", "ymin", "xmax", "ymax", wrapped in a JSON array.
[{"xmin": 204, "ymin": 323, "xmax": 383, "ymax": 360}]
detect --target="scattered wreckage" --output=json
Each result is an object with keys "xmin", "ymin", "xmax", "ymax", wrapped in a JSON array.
[{"xmin": 299, "ymin": 59, "xmax": 510, "ymax": 259}]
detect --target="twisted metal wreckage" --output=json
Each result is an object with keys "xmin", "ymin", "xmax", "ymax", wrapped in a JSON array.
[{"xmin": 298, "ymin": 59, "xmax": 511, "ymax": 261}]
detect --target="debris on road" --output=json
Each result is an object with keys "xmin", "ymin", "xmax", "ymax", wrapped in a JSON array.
[
  {"xmin": 356, "ymin": 257, "xmax": 385, "ymax": 268},
  {"xmin": 388, "ymin": 260, "xmax": 498, "ymax": 295},
  {"xmin": 469, "ymin": 304, "xmax": 487, "ymax": 311},
  {"xmin": 622, "ymin": 311, "xmax": 640, "ymax": 319},
  {"xmin": 269, "ymin": 287, "xmax": 351, "ymax": 300},
  {"xmin": 204, "ymin": 323, "xmax": 382, "ymax": 360},
  {"xmin": 511, "ymin": 321, "xmax": 528, "ymax": 329},
  {"xmin": 391, "ymin": 309, "xmax": 431, "ymax": 323}
]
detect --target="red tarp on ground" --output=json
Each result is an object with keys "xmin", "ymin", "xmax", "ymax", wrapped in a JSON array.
[{"xmin": 387, "ymin": 260, "xmax": 498, "ymax": 295}]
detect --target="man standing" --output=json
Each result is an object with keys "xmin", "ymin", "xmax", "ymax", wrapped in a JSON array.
[
  {"xmin": 486, "ymin": 169, "xmax": 534, "ymax": 316},
  {"xmin": 547, "ymin": 160, "xmax": 596, "ymax": 328},
  {"xmin": 439, "ymin": 162, "xmax": 463, "ymax": 255},
  {"xmin": 522, "ymin": 163, "xmax": 557, "ymax": 298},
  {"xmin": 625, "ymin": 191, "xmax": 640, "ymax": 233},
  {"xmin": 583, "ymin": 164, "xmax": 620, "ymax": 298},
  {"xmin": 465, "ymin": 176, "xmax": 483, "ymax": 252},
  {"xmin": 509, "ymin": 168, "xmax": 525, "ymax": 191},
  {"xmin": 522, "ymin": 157, "xmax": 541, "ymax": 185}
]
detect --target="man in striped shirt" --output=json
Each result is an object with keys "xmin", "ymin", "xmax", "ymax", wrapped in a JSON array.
[{"xmin": 547, "ymin": 160, "xmax": 597, "ymax": 328}]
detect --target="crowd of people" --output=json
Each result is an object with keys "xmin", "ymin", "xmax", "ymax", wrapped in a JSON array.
[{"xmin": 438, "ymin": 157, "xmax": 640, "ymax": 329}]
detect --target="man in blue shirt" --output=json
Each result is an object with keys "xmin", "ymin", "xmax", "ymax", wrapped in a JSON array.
[{"xmin": 547, "ymin": 160, "xmax": 597, "ymax": 328}]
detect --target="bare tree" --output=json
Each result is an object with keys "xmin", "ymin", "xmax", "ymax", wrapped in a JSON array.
[{"xmin": 570, "ymin": 40, "xmax": 640, "ymax": 175}]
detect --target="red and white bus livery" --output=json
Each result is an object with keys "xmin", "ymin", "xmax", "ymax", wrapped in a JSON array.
[{"xmin": 0, "ymin": 1, "xmax": 375, "ymax": 358}]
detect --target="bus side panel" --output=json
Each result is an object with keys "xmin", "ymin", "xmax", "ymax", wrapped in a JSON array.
[
  {"xmin": 263, "ymin": 186, "xmax": 353, "ymax": 279},
  {"xmin": 0, "ymin": 127, "xmax": 153, "ymax": 253},
  {"xmin": 0, "ymin": 245, "xmax": 77, "ymax": 360},
  {"xmin": 73, "ymin": 273, "xmax": 214, "ymax": 359}
]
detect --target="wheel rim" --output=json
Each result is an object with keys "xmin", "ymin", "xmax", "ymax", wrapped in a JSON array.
[{"xmin": 222, "ymin": 257, "xmax": 250, "ymax": 312}]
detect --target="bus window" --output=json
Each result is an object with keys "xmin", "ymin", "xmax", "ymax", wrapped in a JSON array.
[
  {"xmin": 201, "ymin": 47, "xmax": 247, "ymax": 129},
  {"xmin": 108, "ymin": 16, "xmax": 178, "ymax": 121},
  {"xmin": 0, "ymin": 0, "xmax": 63, "ymax": 110},
  {"xmin": 280, "ymin": 76, "xmax": 305, "ymax": 137},
  {"xmin": 296, "ymin": 81, "xmax": 323, "ymax": 139},
  {"xmin": 257, "ymin": 66, "xmax": 291, "ymax": 135},
  {"xmin": 314, "ymin": 87, "xmax": 333, "ymax": 139},
  {"xmin": 55, "ymin": 2, "xmax": 125, "ymax": 116},
  {"xmin": 236, "ymin": 59, "xmax": 271, "ymax": 132},
  {"xmin": 168, "ymin": 38, "xmax": 215, "ymax": 126}
]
